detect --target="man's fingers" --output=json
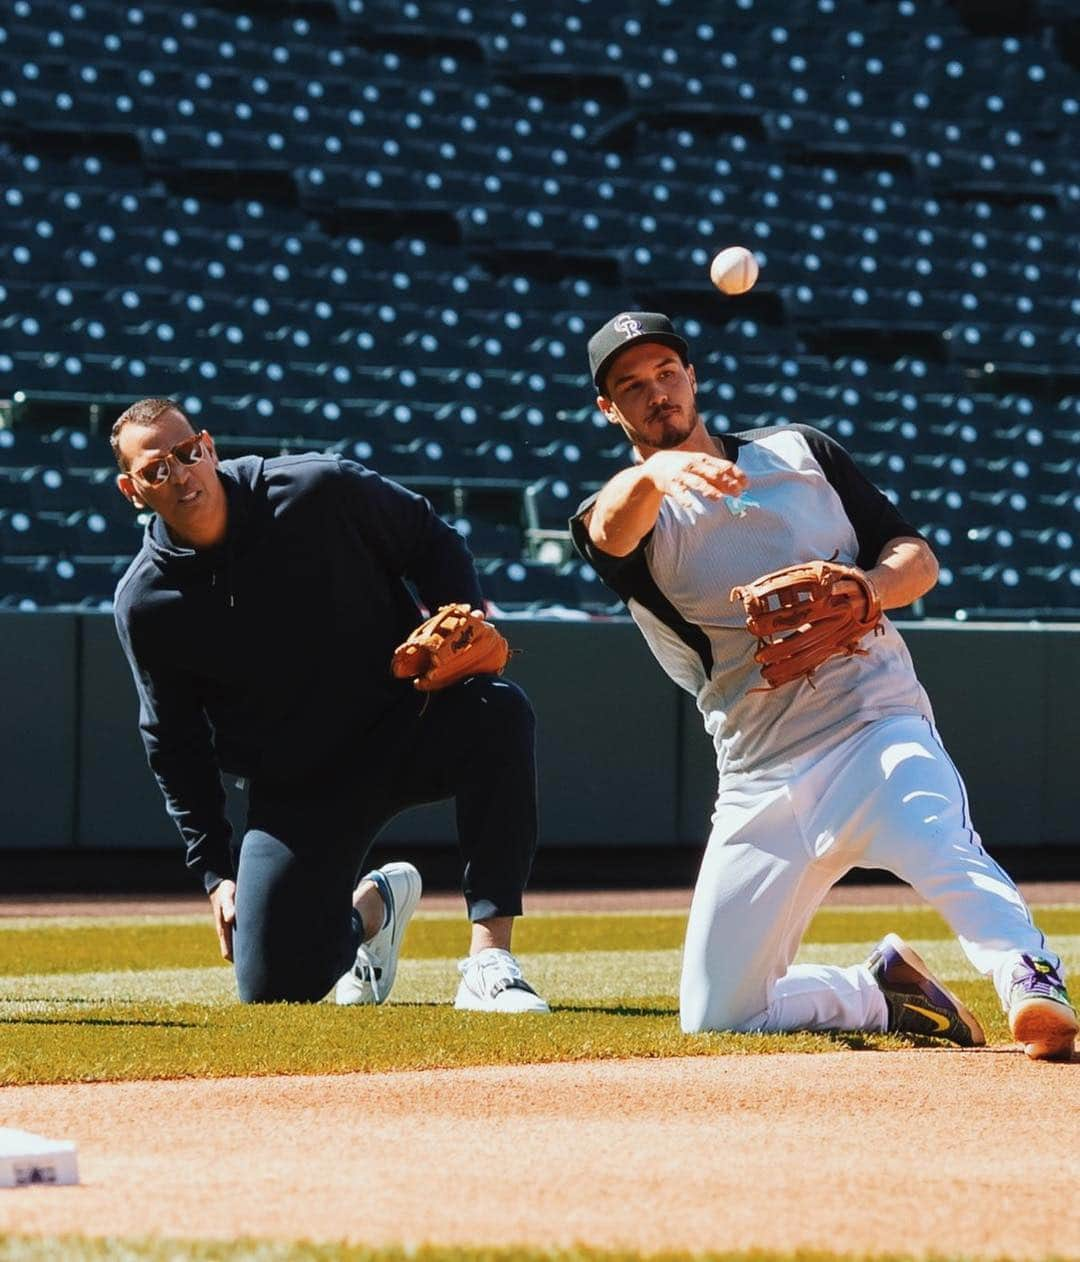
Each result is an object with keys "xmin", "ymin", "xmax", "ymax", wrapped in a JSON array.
[
  {"xmin": 209, "ymin": 881, "xmax": 237, "ymax": 963},
  {"xmin": 674, "ymin": 470, "xmax": 733, "ymax": 502},
  {"xmin": 661, "ymin": 454, "xmax": 747, "ymax": 507},
  {"xmin": 703, "ymin": 462, "xmax": 747, "ymax": 492},
  {"xmin": 683, "ymin": 473, "xmax": 726, "ymax": 501},
  {"xmin": 216, "ymin": 900, "xmax": 235, "ymax": 961},
  {"xmin": 213, "ymin": 909, "xmax": 231, "ymax": 960},
  {"xmin": 688, "ymin": 459, "xmax": 746, "ymax": 492}
]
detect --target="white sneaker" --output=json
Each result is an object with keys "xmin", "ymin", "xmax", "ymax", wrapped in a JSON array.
[
  {"xmin": 454, "ymin": 947, "xmax": 550, "ymax": 1013},
  {"xmin": 335, "ymin": 861, "xmax": 422, "ymax": 1005}
]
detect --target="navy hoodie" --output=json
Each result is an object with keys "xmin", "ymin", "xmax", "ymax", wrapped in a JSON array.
[{"xmin": 114, "ymin": 453, "xmax": 483, "ymax": 892}]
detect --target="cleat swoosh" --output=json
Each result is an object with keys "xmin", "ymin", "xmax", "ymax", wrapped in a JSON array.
[{"xmin": 903, "ymin": 1002, "xmax": 952, "ymax": 1033}]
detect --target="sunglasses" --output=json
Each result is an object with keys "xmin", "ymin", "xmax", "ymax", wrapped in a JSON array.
[{"xmin": 130, "ymin": 431, "xmax": 212, "ymax": 486}]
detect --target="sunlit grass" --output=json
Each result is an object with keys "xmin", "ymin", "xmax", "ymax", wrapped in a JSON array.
[
  {"xmin": 3, "ymin": 907, "xmax": 1075, "ymax": 976},
  {"xmin": 1, "ymin": 901, "xmax": 1067, "ymax": 1085},
  {"xmin": 1, "ymin": 1239, "xmax": 1062, "ymax": 1262}
]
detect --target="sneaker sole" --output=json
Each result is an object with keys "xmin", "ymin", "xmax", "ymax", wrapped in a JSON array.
[
  {"xmin": 879, "ymin": 933, "xmax": 987, "ymax": 1047},
  {"xmin": 454, "ymin": 988, "xmax": 551, "ymax": 1014},
  {"xmin": 1009, "ymin": 996, "xmax": 1078, "ymax": 1061}
]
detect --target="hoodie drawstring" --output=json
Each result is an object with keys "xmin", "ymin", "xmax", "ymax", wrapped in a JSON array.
[{"xmin": 210, "ymin": 571, "xmax": 235, "ymax": 608}]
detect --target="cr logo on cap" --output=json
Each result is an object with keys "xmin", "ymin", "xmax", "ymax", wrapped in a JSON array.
[{"xmin": 613, "ymin": 314, "xmax": 644, "ymax": 340}]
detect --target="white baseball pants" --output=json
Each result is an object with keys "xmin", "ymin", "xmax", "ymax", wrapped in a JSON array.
[{"xmin": 680, "ymin": 713, "xmax": 1056, "ymax": 1034}]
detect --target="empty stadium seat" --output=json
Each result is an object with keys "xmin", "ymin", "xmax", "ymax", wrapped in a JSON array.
[{"xmin": 0, "ymin": 0, "xmax": 1076, "ymax": 614}]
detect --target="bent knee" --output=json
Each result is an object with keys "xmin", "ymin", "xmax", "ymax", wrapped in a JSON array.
[
  {"xmin": 463, "ymin": 676, "xmax": 536, "ymax": 733},
  {"xmin": 236, "ymin": 969, "xmax": 330, "ymax": 1004},
  {"xmin": 680, "ymin": 989, "xmax": 763, "ymax": 1035},
  {"xmin": 486, "ymin": 676, "xmax": 534, "ymax": 717}
]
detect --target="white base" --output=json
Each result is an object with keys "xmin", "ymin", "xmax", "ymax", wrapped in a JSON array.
[{"xmin": 0, "ymin": 1128, "xmax": 79, "ymax": 1187}]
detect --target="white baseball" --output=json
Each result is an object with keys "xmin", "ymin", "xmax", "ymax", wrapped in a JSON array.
[{"xmin": 710, "ymin": 246, "xmax": 759, "ymax": 295}]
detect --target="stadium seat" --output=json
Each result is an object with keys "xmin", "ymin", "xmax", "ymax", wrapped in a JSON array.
[{"xmin": 0, "ymin": 0, "xmax": 1074, "ymax": 614}]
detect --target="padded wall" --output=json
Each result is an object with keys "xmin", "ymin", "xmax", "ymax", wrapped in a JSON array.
[
  {"xmin": 0, "ymin": 611, "xmax": 77, "ymax": 848},
  {"xmin": 0, "ymin": 614, "xmax": 1076, "ymax": 853}
]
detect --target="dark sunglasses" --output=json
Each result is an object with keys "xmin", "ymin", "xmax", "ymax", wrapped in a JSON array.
[{"xmin": 130, "ymin": 431, "xmax": 211, "ymax": 486}]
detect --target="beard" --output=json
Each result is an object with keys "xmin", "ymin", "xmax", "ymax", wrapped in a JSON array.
[{"xmin": 632, "ymin": 403, "xmax": 699, "ymax": 450}]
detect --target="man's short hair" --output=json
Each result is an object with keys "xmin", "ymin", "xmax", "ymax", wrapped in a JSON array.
[{"xmin": 110, "ymin": 398, "xmax": 185, "ymax": 470}]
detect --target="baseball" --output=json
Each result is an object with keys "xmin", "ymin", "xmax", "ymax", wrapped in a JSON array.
[{"xmin": 710, "ymin": 246, "xmax": 759, "ymax": 295}]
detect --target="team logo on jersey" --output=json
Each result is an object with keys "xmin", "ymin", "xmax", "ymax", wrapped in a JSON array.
[{"xmin": 613, "ymin": 314, "xmax": 644, "ymax": 340}]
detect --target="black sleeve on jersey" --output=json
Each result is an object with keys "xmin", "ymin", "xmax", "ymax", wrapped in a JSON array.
[
  {"xmin": 568, "ymin": 491, "xmax": 714, "ymax": 676},
  {"xmin": 568, "ymin": 491, "xmax": 650, "ymax": 597},
  {"xmin": 729, "ymin": 424, "xmax": 924, "ymax": 571}
]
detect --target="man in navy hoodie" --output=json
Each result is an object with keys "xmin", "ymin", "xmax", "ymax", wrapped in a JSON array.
[{"xmin": 112, "ymin": 397, "xmax": 548, "ymax": 1012}]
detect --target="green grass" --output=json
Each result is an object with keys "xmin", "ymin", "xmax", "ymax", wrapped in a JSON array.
[
  {"xmin": 3, "ymin": 907, "xmax": 1075, "ymax": 976},
  {"xmin": 0, "ymin": 998, "xmax": 911, "ymax": 1086},
  {"xmin": 5, "ymin": 1246, "xmax": 1075, "ymax": 1262},
  {"xmin": 2, "ymin": 1243, "xmax": 1063, "ymax": 1262},
  {"xmin": 0, "ymin": 905, "xmax": 1075, "ymax": 1086}
]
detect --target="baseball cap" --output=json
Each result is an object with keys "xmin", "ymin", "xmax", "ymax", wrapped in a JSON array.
[{"xmin": 587, "ymin": 311, "xmax": 689, "ymax": 392}]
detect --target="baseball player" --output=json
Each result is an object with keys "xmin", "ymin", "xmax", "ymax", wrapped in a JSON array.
[
  {"xmin": 111, "ymin": 397, "xmax": 548, "ymax": 1013},
  {"xmin": 570, "ymin": 312, "xmax": 1077, "ymax": 1060}
]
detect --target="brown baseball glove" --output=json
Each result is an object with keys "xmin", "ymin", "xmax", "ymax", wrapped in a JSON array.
[
  {"xmin": 391, "ymin": 603, "xmax": 511, "ymax": 692},
  {"xmin": 730, "ymin": 559, "xmax": 883, "ymax": 690}
]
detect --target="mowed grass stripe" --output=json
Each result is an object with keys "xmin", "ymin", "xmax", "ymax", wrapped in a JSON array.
[
  {"xmin": 3, "ymin": 907, "xmax": 1077, "ymax": 976},
  {"xmin": 1, "ymin": 1239, "xmax": 1034, "ymax": 1262},
  {"xmin": 6, "ymin": 938, "xmax": 1076, "ymax": 1030},
  {"xmin": 5, "ymin": 908, "xmax": 1067, "ymax": 1083},
  {"xmin": 2, "ymin": 994, "xmax": 982, "ymax": 1087},
  {"xmin": 4, "ymin": 902, "xmax": 1078, "ymax": 933}
]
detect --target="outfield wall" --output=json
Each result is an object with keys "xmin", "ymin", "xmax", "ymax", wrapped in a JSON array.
[{"xmin": 1, "ymin": 611, "xmax": 1077, "ymax": 852}]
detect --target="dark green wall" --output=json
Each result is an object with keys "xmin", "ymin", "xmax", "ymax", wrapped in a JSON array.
[
  {"xmin": 1, "ymin": 612, "xmax": 1077, "ymax": 852},
  {"xmin": 0, "ymin": 612, "xmax": 78, "ymax": 849}
]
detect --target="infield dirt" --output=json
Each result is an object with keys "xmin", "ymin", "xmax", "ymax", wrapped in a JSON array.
[
  {"xmin": 1, "ymin": 1052, "xmax": 1078, "ymax": 1257},
  {"xmin": 2, "ymin": 883, "xmax": 1077, "ymax": 1257}
]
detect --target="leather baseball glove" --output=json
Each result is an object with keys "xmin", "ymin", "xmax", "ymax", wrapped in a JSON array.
[
  {"xmin": 730, "ymin": 559, "xmax": 883, "ymax": 690},
  {"xmin": 391, "ymin": 603, "xmax": 510, "ymax": 692}
]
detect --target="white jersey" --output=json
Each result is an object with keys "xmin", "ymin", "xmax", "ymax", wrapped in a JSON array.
[{"xmin": 571, "ymin": 424, "xmax": 934, "ymax": 781}]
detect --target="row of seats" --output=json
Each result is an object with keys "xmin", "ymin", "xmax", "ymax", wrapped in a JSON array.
[
  {"xmin": 2, "ymin": 62, "xmax": 1077, "ymax": 161},
  {"xmin": 0, "ymin": 0, "xmax": 1076, "ymax": 619},
  {"xmin": 3, "ymin": 231, "xmax": 1076, "ymax": 321},
  {"xmin": 1, "ymin": 315, "xmax": 1077, "ymax": 397},
  {"xmin": 2, "ymin": 4, "xmax": 1073, "ymax": 102},
  {"xmin": 0, "ymin": 547, "xmax": 625, "ymax": 617},
  {"xmin": 3, "ymin": 384, "xmax": 1078, "ymax": 466},
  {"xmin": 2, "ymin": 186, "xmax": 1076, "ymax": 274},
  {"xmin": 4, "ymin": 119, "xmax": 1077, "ymax": 209},
  {"xmin": 3, "ymin": 549, "xmax": 1076, "ymax": 618},
  {"xmin": 2, "ymin": 457, "xmax": 1073, "ymax": 540},
  {"xmin": 4, "ymin": 189, "xmax": 1076, "ymax": 265},
  {"xmin": 5, "ymin": 371, "xmax": 1079, "ymax": 440},
  {"xmin": 4, "ymin": 212, "xmax": 1074, "ymax": 292},
  {"xmin": 1, "ymin": 415, "xmax": 1076, "ymax": 612},
  {"xmin": 4, "ymin": 499, "xmax": 1074, "ymax": 568},
  {"xmin": 4, "ymin": 421, "xmax": 1074, "ymax": 489}
]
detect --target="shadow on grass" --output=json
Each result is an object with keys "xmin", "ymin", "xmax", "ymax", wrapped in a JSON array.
[
  {"xmin": 0, "ymin": 1015, "xmax": 200, "ymax": 1029},
  {"xmin": 816, "ymin": 1029, "xmax": 1005, "ymax": 1052},
  {"xmin": 815, "ymin": 1031, "xmax": 881, "ymax": 1050},
  {"xmin": 554, "ymin": 1003, "xmax": 680, "ymax": 1018}
]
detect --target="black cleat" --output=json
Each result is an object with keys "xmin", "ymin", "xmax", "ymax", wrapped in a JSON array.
[{"xmin": 867, "ymin": 933, "xmax": 985, "ymax": 1047}]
